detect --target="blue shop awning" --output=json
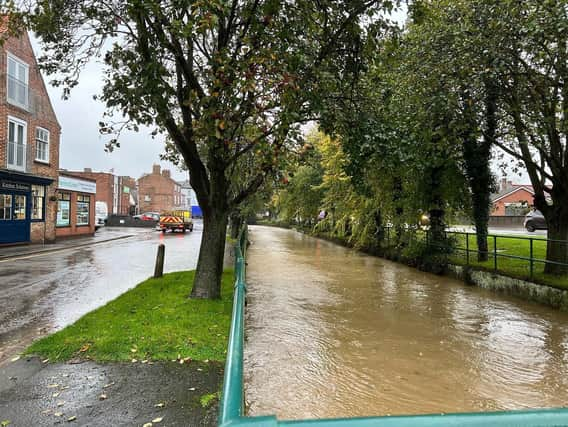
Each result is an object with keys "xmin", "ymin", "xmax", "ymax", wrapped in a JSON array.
[{"xmin": 0, "ymin": 170, "xmax": 54, "ymax": 186}]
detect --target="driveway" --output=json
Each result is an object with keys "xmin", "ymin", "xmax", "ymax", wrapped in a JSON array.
[{"xmin": 0, "ymin": 224, "xmax": 203, "ymax": 365}]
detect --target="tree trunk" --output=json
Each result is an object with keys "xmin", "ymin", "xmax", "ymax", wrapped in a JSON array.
[
  {"xmin": 426, "ymin": 166, "xmax": 446, "ymax": 250},
  {"xmin": 461, "ymin": 81, "xmax": 495, "ymax": 262},
  {"xmin": 374, "ymin": 209, "xmax": 384, "ymax": 244},
  {"xmin": 229, "ymin": 211, "xmax": 243, "ymax": 240},
  {"xmin": 190, "ymin": 209, "xmax": 229, "ymax": 299},
  {"xmin": 543, "ymin": 206, "xmax": 568, "ymax": 275}
]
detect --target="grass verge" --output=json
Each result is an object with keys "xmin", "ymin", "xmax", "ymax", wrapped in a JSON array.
[{"xmin": 26, "ymin": 270, "xmax": 234, "ymax": 362}]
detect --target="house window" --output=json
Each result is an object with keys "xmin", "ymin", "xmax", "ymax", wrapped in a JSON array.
[
  {"xmin": 77, "ymin": 194, "xmax": 90, "ymax": 225},
  {"xmin": 57, "ymin": 192, "xmax": 71, "ymax": 227},
  {"xmin": 7, "ymin": 117, "xmax": 26, "ymax": 172},
  {"xmin": 7, "ymin": 53, "xmax": 29, "ymax": 109},
  {"xmin": 35, "ymin": 128, "xmax": 50, "ymax": 163},
  {"xmin": 32, "ymin": 185, "xmax": 45, "ymax": 220},
  {"xmin": 0, "ymin": 194, "xmax": 12, "ymax": 220},
  {"xmin": 13, "ymin": 195, "xmax": 26, "ymax": 219},
  {"xmin": 144, "ymin": 195, "xmax": 151, "ymax": 202}
]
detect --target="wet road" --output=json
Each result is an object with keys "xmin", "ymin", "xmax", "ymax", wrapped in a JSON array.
[
  {"xmin": 244, "ymin": 226, "xmax": 568, "ymax": 419},
  {"xmin": 0, "ymin": 225, "xmax": 202, "ymax": 365}
]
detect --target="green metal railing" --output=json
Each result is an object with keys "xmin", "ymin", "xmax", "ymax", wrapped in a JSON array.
[{"xmin": 218, "ymin": 226, "xmax": 568, "ymax": 426}]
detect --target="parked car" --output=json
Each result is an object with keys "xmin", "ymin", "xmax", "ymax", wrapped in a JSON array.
[
  {"xmin": 524, "ymin": 209, "xmax": 547, "ymax": 232},
  {"xmin": 133, "ymin": 212, "xmax": 160, "ymax": 221}
]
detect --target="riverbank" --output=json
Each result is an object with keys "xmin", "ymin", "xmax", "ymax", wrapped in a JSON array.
[
  {"xmin": 259, "ymin": 221, "xmax": 568, "ymax": 311},
  {"xmin": 0, "ymin": 270, "xmax": 233, "ymax": 426}
]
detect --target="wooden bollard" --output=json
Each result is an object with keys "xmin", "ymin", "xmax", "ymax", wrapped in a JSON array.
[{"xmin": 154, "ymin": 243, "xmax": 165, "ymax": 278}]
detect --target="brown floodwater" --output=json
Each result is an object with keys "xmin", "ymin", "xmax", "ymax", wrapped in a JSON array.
[{"xmin": 243, "ymin": 226, "xmax": 568, "ymax": 420}]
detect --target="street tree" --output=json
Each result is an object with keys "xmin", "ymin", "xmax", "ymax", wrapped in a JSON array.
[{"xmin": 22, "ymin": 0, "xmax": 394, "ymax": 297}]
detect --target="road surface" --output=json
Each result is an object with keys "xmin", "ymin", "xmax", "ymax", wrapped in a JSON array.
[{"xmin": 0, "ymin": 224, "xmax": 202, "ymax": 365}]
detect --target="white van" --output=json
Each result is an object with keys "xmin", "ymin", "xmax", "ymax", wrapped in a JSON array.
[{"xmin": 95, "ymin": 201, "xmax": 108, "ymax": 231}]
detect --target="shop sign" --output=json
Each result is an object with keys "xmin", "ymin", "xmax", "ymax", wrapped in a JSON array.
[
  {"xmin": 58, "ymin": 175, "xmax": 96, "ymax": 194},
  {"xmin": 0, "ymin": 180, "xmax": 31, "ymax": 192}
]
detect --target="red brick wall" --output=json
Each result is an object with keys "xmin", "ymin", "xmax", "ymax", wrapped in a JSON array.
[
  {"xmin": 492, "ymin": 188, "xmax": 534, "ymax": 215},
  {"xmin": 0, "ymin": 30, "xmax": 61, "ymax": 243},
  {"xmin": 138, "ymin": 166, "xmax": 179, "ymax": 213},
  {"xmin": 119, "ymin": 176, "xmax": 136, "ymax": 215},
  {"xmin": 66, "ymin": 171, "xmax": 114, "ymax": 215},
  {"xmin": 55, "ymin": 191, "xmax": 96, "ymax": 238}
]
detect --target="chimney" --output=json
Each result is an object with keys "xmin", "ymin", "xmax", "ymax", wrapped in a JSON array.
[
  {"xmin": 500, "ymin": 177, "xmax": 508, "ymax": 192},
  {"xmin": 84, "ymin": 168, "xmax": 92, "ymax": 173},
  {"xmin": 152, "ymin": 164, "xmax": 161, "ymax": 175},
  {"xmin": 162, "ymin": 169, "xmax": 171, "ymax": 179}
]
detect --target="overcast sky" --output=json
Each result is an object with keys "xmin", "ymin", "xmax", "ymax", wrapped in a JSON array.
[{"xmin": 30, "ymin": 38, "xmax": 189, "ymax": 182}]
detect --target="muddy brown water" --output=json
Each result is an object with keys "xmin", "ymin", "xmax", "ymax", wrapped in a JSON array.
[{"xmin": 243, "ymin": 226, "xmax": 568, "ymax": 420}]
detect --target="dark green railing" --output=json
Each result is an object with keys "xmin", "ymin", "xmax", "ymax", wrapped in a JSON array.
[{"xmin": 218, "ymin": 226, "xmax": 568, "ymax": 426}]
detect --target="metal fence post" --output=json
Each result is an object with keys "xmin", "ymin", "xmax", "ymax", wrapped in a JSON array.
[
  {"xmin": 466, "ymin": 233, "xmax": 469, "ymax": 265},
  {"xmin": 493, "ymin": 235, "xmax": 497, "ymax": 271},
  {"xmin": 529, "ymin": 238, "xmax": 534, "ymax": 279}
]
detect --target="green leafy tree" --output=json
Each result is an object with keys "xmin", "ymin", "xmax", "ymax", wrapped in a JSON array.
[{"xmin": 23, "ymin": 0, "xmax": 394, "ymax": 297}]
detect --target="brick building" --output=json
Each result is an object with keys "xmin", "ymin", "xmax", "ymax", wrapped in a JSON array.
[
  {"xmin": 138, "ymin": 164, "xmax": 182, "ymax": 213},
  {"xmin": 491, "ymin": 178, "xmax": 535, "ymax": 216},
  {"xmin": 66, "ymin": 168, "xmax": 137, "ymax": 216},
  {"xmin": 55, "ymin": 173, "xmax": 96, "ymax": 238},
  {"xmin": 0, "ymin": 26, "xmax": 61, "ymax": 244}
]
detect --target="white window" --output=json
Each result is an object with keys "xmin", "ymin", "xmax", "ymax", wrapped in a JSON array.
[
  {"xmin": 35, "ymin": 128, "xmax": 49, "ymax": 163},
  {"xmin": 7, "ymin": 116, "xmax": 27, "ymax": 172},
  {"xmin": 7, "ymin": 53, "xmax": 29, "ymax": 109},
  {"xmin": 76, "ymin": 194, "xmax": 90, "ymax": 225}
]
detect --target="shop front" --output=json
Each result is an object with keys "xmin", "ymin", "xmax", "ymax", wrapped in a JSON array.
[
  {"xmin": 0, "ymin": 171, "xmax": 54, "ymax": 245},
  {"xmin": 56, "ymin": 174, "xmax": 96, "ymax": 238}
]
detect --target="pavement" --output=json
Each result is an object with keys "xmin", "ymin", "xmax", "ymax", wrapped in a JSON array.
[
  {"xmin": 0, "ymin": 227, "xmax": 144, "ymax": 261},
  {"xmin": 0, "ymin": 356, "xmax": 221, "ymax": 426},
  {"xmin": 0, "ymin": 223, "xmax": 203, "ymax": 367},
  {"xmin": 0, "ymin": 222, "xmax": 221, "ymax": 426}
]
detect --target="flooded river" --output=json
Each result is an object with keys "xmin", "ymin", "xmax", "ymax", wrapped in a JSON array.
[{"xmin": 244, "ymin": 226, "xmax": 568, "ymax": 419}]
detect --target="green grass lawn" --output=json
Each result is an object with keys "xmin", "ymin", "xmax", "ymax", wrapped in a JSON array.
[
  {"xmin": 445, "ymin": 232, "xmax": 568, "ymax": 290},
  {"xmin": 26, "ymin": 270, "xmax": 234, "ymax": 362}
]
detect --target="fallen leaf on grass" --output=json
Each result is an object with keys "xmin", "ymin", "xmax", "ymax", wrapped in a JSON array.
[
  {"xmin": 103, "ymin": 382, "xmax": 115, "ymax": 389},
  {"xmin": 10, "ymin": 356, "xmax": 20, "ymax": 362},
  {"xmin": 54, "ymin": 412, "xmax": 63, "ymax": 417},
  {"xmin": 79, "ymin": 344, "xmax": 91, "ymax": 353},
  {"xmin": 142, "ymin": 423, "xmax": 153, "ymax": 427},
  {"xmin": 42, "ymin": 359, "xmax": 49, "ymax": 364},
  {"xmin": 131, "ymin": 359, "xmax": 138, "ymax": 363},
  {"xmin": 154, "ymin": 402, "xmax": 165, "ymax": 408},
  {"xmin": 99, "ymin": 394, "xmax": 107, "ymax": 400},
  {"xmin": 1, "ymin": 420, "xmax": 11, "ymax": 426},
  {"xmin": 47, "ymin": 384, "xmax": 59, "ymax": 388},
  {"xmin": 67, "ymin": 416, "xmax": 77, "ymax": 422},
  {"xmin": 189, "ymin": 387, "xmax": 196, "ymax": 391},
  {"xmin": 52, "ymin": 392, "xmax": 60, "ymax": 398},
  {"xmin": 57, "ymin": 401, "xmax": 65, "ymax": 407},
  {"xmin": 41, "ymin": 409, "xmax": 52, "ymax": 415},
  {"xmin": 130, "ymin": 348, "xmax": 137, "ymax": 353},
  {"xmin": 152, "ymin": 417, "xmax": 163, "ymax": 423}
]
